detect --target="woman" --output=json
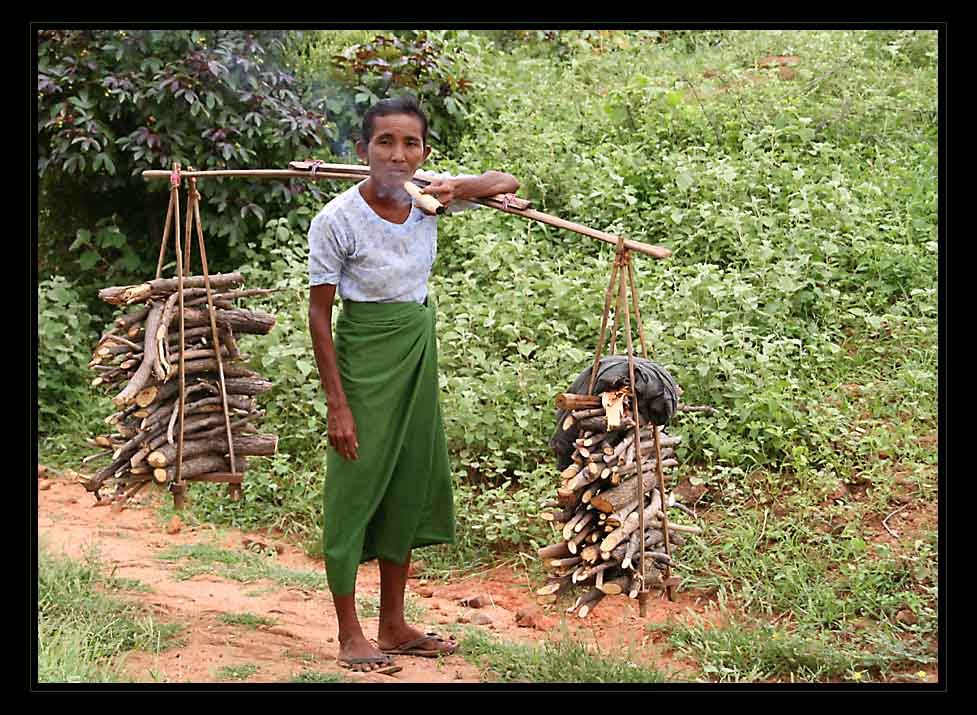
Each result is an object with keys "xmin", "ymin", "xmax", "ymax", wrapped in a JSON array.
[{"xmin": 307, "ymin": 95, "xmax": 520, "ymax": 674}]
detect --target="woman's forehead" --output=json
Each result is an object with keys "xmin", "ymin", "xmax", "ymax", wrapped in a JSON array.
[{"xmin": 371, "ymin": 113, "xmax": 425, "ymax": 139}]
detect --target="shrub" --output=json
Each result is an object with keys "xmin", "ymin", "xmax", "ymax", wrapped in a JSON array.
[{"xmin": 37, "ymin": 276, "xmax": 99, "ymax": 431}]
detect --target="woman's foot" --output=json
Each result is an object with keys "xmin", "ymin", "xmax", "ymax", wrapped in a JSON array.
[
  {"xmin": 377, "ymin": 624, "xmax": 458, "ymax": 657},
  {"xmin": 337, "ymin": 633, "xmax": 402, "ymax": 673}
]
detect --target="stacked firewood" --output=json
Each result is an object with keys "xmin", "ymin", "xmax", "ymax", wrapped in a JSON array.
[
  {"xmin": 535, "ymin": 389, "xmax": 701, "ymax": 617},
  {"xmin": 79, "ymin": 271, "xmax": 279, "ymax": 505}
]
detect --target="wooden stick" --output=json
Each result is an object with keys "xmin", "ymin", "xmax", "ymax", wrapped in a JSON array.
[
  {"xmin": 403, "ymin": 181, "xmax": 445, "ymax": 215},
  {"xmin": 172, "ymin": 163, "xmax": 188, "ymax": 508},
  {"xmin": 142, "ymin": 168, "xmax": 672, "ymax": 260},
  {"xmin": 587, "ymin": 258, "xmax": 621, "ymax": 397},
  {"xmin": 189, "ymin": 177, "xmax": 240, "ymax": 500},
  {"xmin": 626, "ymin": 252, "xmax": 651, "ymax": 361}
]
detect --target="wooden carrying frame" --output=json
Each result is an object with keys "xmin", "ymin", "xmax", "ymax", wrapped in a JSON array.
[
  {"xmin": 585, "ymin": 237, "xmax": 678, "ymax": 609},
  {"xmin": 154, "ymin": 164, "xmax": 243, "ymax": 509}
]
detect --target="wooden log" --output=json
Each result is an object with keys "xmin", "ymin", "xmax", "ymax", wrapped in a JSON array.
[
  {"xmin": 573, "ymin": 559, "xmax": 619, "ymax": 584},
  {"xmin": 648, "ymin": 520, "xmax": 703, "ymax": 535},
  {"xmin": 154, "ymin": 454, "xmax": 230, "ymax": 484},
  {"xmin": 141, "ymin": 394, "xmax": 254, "ymax": 432},
  {"xmin": 147, "ymin": 432, "xmax": 278, "ymax": 468},
  {"xmin": 580, "ymin": 544, "xmax": 601, "ymax": 563},
  {"xmin": 622, "ymin": 529, "xmax": 643, "ymax": 570},
  {"xmin": 98, "ymin": 272, "xmax": 245, "ymax": 305},
  {"xmin": 145, "ymin": 413, "xmax": 234, "ymax": 451},
  {"xmin": 95, "ymin": 343, "xmax": 137, "ymax": 358},
  {"xmin": 577, "ymin": 416, "xmax": 635, "ymax": 434},
  {"xmin": 605, "ymin": 436, "xmax": 680, "ymax": 466},
  {"xmin": 186, "ymin": 472, "xmax": 245, "ymax": 484},
  {"xmin": 556, "ymin": 486, "xmax": 581, "ymax": 510},
  {"xmin": 560, "ymin": 462, "xmax": 584, "ymax": 482},
  {"xmin": 571, "ymin": 407, "xmax": 606, "ymax": 421},
  {"xmin": 629, "ymin": 569, "xmax": 663, "ymax": 598},
  {"xmin": 566, "ymin": 586, "xmax": 605, "ymax": 615},
  {"xmin": 566, "ymin": 465, "xmax": 601, "ymax": 492},
  {"xmin": 581, "ymin": 484, "xmax": 600, "ymax": 505},
  {"xmin": 555, "ymin": 393, "xmax": 602, "ymax": 411},
  {"xmin": 594, "ymin": 499, "xmax": 638, "ymax": 529},
  {"xmin": 577, "ymin": 590, "xmax": 606, "ymax": 618},
  {"xmin": 562, "ymin": 508, "xmax": 591, "ymax": 541},
  {"xmin": 111, "ymin": 301, "xmax": 164, "ymax": 406},
  {"xmin": 540, "ymin": 507, "xmax": 575, "ymax": 524},
  {"xmin": 166, "ymin": 346, "xmax": 230, "ymax": 365},
  {"xmin": 167, "ymin": 324, "xmax": 234, "ymax": 345},
  {"xmin": 598, "ymin": 574, "xmax": 632, "ymax": 596},
  {"xmin": 537, "ymin": 541, "xmax": 574, "ymax": 560},
  {"xmin": 548, "ymin": 556, "xmax": 582, "ymax": 569},
  {"xmin": 135, "ymin": 386, "xmax": 159, "ymax": 408},
  {"xmin": 181, "ymin": 306, "xmax": 276, "ymax": 335},
  {"xmin": 114, "ymin": 305, "xmax": 151, "ymax": 331},
  {"xmin": 535, "ymin": 574, "xmax": 573, "ymax": 598},
  {"xmin": 567, "ymin": 525, "xmax": 594, "ymax": 554},
  {"xmin": 600, "ymin": 490, "xmax": 662, "ymax": 553},
  {"xmin": 591, "ymin": 460, "xmax": 676, "ymax": 514}
]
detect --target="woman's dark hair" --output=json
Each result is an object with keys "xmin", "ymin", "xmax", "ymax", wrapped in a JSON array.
[{"xmin": 361, "ymin": 95, "xmax": 429, "ymax": 146}]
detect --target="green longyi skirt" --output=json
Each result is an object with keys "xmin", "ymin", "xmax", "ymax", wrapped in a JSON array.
[{"xmin": 322, "ymin": 299, "xmax": 455, "ymax": 596}]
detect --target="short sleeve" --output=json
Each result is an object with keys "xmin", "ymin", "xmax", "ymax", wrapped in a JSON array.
[{"xmin": 308, "ymin": 212, "xmax": 347, "ymax": 287}]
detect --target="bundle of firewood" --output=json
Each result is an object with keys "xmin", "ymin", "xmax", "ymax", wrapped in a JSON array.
[
  {"xmin": 535, "ymin": 389, "xmax": 701, "ymax": 617},
  {"xmin": 79, "ymin": 271, "xmax": 279, "ymax": 505}
]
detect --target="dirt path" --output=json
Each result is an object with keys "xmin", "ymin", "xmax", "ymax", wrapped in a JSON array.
[{"xmin": 37, "ymin": 472, "xmax": 708, "ymax": 684}]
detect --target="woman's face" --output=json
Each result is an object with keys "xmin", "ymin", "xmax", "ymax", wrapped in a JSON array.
[{"xmin": 356, "ymin": 113, "xmax": 431, "ymax": 191}]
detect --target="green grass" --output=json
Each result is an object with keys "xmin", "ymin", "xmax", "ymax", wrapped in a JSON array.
[
  {"xmin": 37, "ymin": 542, "xmax": 185, "ymax": 683},
  {"xmin": 450, "ymin": 625, "xmax": 668, "ymax": 684},
  {"xmin": 214, "ymin": 664, "xmax": 259, "ymax": 681},
  {"xmin": 289, "ymin": 670, "xmax": 347, "ymax": 684},
  {"xmin": 657, "ymin": 609, "xmax": 937, "ymax": 683},
  {"xmin": 156, "ymin": 540, "xmax": 324, "ymax": 590},
  {"xmin": 217, "ymin": 612, "xmax": 278, "ymax": 629}
]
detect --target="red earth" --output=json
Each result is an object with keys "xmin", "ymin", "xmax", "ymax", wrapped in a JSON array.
[{"xmin": 36, "ymin": 470, "xmax": 715, "ymax": 684}]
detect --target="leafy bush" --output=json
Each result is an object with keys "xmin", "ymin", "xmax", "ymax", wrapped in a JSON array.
[
  {"xmin": 37, "ymin": 29, "xmax": 333, "ymax": 283},
  {"xmin": 309, "ymin": 30, "xmax": 474, "ymax": 156},
  {"xmin": 37, "ymin": 276, "xmax": 100, "ymax": 431}
]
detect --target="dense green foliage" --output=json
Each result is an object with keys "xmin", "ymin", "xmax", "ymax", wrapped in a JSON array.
[
  {"xmin": 37, "ymin": 29, "xmax": 332, "ymax": 285},
  {"xmin": 37, "ymin": 29, "xmax": 939, "ymax": 683}
]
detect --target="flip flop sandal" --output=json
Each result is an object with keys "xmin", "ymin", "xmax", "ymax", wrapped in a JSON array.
[
  {"xmin": 380, "ymin": 632, "xmax": 458, "ymax": 658},
  {"xmin": 338, "ymin": 655, "xmax": 402, "ymax": 676}
]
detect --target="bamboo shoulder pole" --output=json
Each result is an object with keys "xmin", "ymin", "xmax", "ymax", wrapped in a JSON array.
[{"xmin": 142, "ymin": 168, "xmax": 672, "ymax": 260}]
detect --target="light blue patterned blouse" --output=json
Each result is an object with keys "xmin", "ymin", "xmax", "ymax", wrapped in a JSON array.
[{"xmin": 308, "ymin": 173, "xmax": 477, "ymax": 304}]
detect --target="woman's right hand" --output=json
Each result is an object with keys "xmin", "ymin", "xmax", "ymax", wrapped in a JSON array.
[{"xmin": 328, "ymin": 402, "xmax": 359, "ymax": 461}]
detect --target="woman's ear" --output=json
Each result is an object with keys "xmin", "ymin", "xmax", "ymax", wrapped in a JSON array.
[{"xmin": 421, "ymin": 144, "xmax": 432, "ymax": 164}]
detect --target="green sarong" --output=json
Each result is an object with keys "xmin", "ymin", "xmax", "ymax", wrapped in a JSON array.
[{"xmin": 323, "ymin": 299, "xmax": 455, "ymax": 596}]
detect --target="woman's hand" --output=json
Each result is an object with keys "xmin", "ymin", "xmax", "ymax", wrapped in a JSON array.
[
  {"xmin": 421, "ymin": 177, "xmax": 460, "ymax": 207},
  {"xmin": 328, "ymin": 402, "xmax": 359, "ymax": 461}
]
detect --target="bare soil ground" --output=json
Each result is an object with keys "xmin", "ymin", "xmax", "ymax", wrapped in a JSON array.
[{"xmin": 36, "ymin": 473, "xmax": 711, "ymax": 685}]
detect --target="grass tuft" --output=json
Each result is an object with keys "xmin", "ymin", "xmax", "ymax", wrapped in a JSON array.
[
  {"xmin": 37, "ymin": 542, "xmax": 184, "ymax": 683},
  {"xmin": 452, "ymin": 625, "xmax": 667, "ymax": 684}
]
